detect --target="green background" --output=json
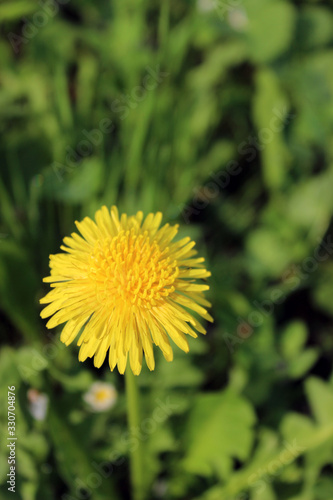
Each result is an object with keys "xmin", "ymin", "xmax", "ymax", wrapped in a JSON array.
[{"xmin": 1, "ymin": 0, "xmax": 333, "ymax": 499}]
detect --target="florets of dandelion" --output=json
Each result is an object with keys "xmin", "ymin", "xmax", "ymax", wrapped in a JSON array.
[{"xmin": 40, "ymin": 206, "xmax": 213, "ymax": 375}]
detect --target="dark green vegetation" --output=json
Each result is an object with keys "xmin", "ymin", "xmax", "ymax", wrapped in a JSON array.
[{"xmin": 1, "ymin": 0, "xmax": 333, "ymax": 499}]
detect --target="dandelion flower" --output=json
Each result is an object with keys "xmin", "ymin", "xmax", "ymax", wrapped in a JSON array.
[
  {"xmin": 40, "ymin": 206, "xmax": 213, "ymax": 375},
  {"xmin": 83, "ymin": 382, "xmax": 117, "ymax": 412}
]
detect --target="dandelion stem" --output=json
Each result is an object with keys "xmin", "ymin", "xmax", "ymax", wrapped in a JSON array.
[{"xmin": 125, "ymin": 368, "xmax": 145, "ymax": 500}]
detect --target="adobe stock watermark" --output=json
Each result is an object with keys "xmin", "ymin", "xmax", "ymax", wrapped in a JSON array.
[
  {"xmin": 7, "ymin": 0, "xmax": 70, "ymax": 54},
  {"xmin": 223, "ymin": 235, "xmax": 333, "ymax": 353},
  {"xmin": 231, "ymin": 439, "xmax": 305, "ymax": 500},
  {"xmin": 181, "ymin": 106, "xmax": 295, "ymax": 224},
  {"xmin": 52, "ymin": 65, "xmax": 169, "ymax": 181},
  {"xmin": 61, "ymin": 397, "xmax": 179, "ymax": 500}
]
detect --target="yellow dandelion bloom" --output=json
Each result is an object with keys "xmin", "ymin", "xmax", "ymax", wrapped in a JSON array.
[{"xmin": 40, "ymin": 206, "xmax": 213, "ymax": 375}]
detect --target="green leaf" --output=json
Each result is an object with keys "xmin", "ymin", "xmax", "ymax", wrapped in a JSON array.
[
  {"xmin": 299, "ymin": 6, "xmax": 333, "ymax": 50},
  {"xmin": 154, "ymin": 357, "xmax": 204, "ymax": 388},
  {"xmin": 251, "ymin": 482, "xmax": 277, "ymax": 500},
  {"xmin": 280, "ymin": 321, "xmax": 308, "ymax": 360},
  {"xmin": 20, "ymin": 481, "xmax": 38, "ymax": 500},
  {"xmin": 16, "ymin": 448, "xmax": 37, "ymax": 481},
  {"xmin": 47, "ymin": 403, "xmax": 118, "ymax": 499},
  {"xmin": 216, "ymin": 419, "xmax": 333, "ymax": 500},
  {"xmin": 281, "ymin": 409, "xmax": 333, "ymax": 487},
  {"xmin": 246, "ymin": 0, "xmax": 296, "ymax": 63},
  {"xmin": 182, "ymin": 390, "xmax": 256, "ymax": 479},
  {"xmin": 313, "ymin": 264, "xmax": 333, "ymax": 315},
  {"xmin": 20, "ymin": 432, "xmax": 49, "ymax": 462},
  {"xmin": 42, "ymin": 158, "xmax": 103, "ymax": 203},
  {"xmin": 286, "ymin": 172, "xmax": 333, "ymax": 233},
  {"xmin": 0, "ymin": 2, "xmax": 36, "ymax": 21},
  {"xmin": 305, "ymin": 377, "xmax": 333, "ymax": 426},
  {"xmin": 188, "ymin": 41, "xmax": 247, "ymax": 90},
  {"xmin": 288, "ymin": 349, "xmax": 319, "ymax": 379},
  {"xmin": 253, "ymin": 68, "xmax": 290, "ymax": 190},
  {"xmin": 246, "ymin": 228, "xmax": 293, "ymax": 277},
  {"xmin": 48, "ymin": 367, "xmax": 94, "ymax": 392},
  {"xmin": 315, "ymin": 477, "xmax": 333, "ymax": 499},
  {"xmin": 281, "ymin": 413, "xmax": 315, "ymax": 446},
  {"xmin": 0, "ymin": 347, "xmax": 21, "ymax": 400},
  {"xmin": 16, "ymin": 346, "xmax": 48, "ymax": 387}
]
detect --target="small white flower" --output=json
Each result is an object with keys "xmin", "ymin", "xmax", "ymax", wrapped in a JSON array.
[
  {"xmin": 227, "ymin": 8, "xmax": 248, "ymax": 31},
  {"xmin": 27, "ymin": 389, "xmax": 49, "ymax": 421},
  {"xmin": 83, "ymin": 382, "xmax": 117, "ymax": 412},
  {"xmin": 153, "ymin": 479, "xmax": 168, "ymax": 498},
  {"xmin": 197, "ymin": 0, "xmax": 216, "ymax": 13}
]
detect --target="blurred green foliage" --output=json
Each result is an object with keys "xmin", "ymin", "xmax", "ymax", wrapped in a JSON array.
[{"xmin": 1, "ymin": 0, "xmax": 333, "ymax": 499}]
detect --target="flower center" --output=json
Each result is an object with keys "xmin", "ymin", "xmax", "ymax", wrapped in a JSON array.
[
  {"xmin": 95, "ymin": 389, "xmax": 110, "ymax": 401},
  {"xmin": 89, "ymin": 229, "xmax": 179, "ymax": 309}
]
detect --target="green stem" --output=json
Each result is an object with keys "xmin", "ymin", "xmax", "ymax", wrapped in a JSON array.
[
  {"xmin": 125, "ymin": 368, "xmax": 145, "ymax": 500},
  {"xmin": 158, "ymin": 0, "xmax": 170, "ymax": 59}
]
